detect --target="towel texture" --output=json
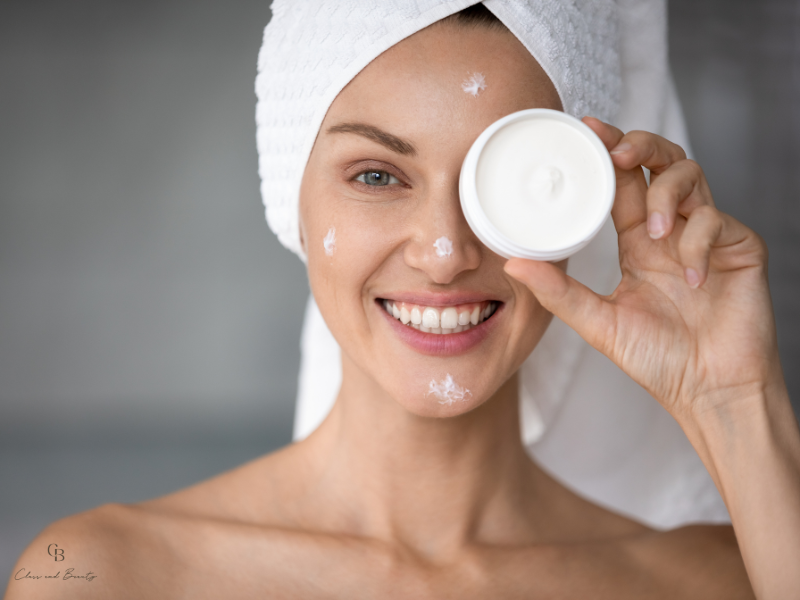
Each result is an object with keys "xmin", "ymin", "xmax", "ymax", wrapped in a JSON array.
[{"xmin": 256, "ymin": 0, "xmax": 729, "ymax": 528}]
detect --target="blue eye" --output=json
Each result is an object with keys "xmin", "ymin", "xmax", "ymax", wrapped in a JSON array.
[{"xmin": 355, "ymin": 170, "xmax": 401, "ymax": 186}]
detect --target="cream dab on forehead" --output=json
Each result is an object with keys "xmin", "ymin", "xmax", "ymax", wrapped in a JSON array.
[
  {"xmin": 323, "ymin": 227, "xmax": 336, "ymax": 256},
  {"xmin": 462, "ymin": 72, "xmax": 486, "ymax": 97},
  {"xmin": 428, "ymin": 374, "xmax": 471, "ymax": 405},
  {"xmin": 433, "ymin": 236, "xmax": 453, "ymax": 258}
]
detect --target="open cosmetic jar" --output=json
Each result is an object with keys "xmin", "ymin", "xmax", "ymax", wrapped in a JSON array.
[{"xmin": 459, "ymin": 109, "xmax": 615, "ymax": 261}]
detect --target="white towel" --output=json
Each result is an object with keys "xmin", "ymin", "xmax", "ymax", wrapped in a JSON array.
[{"xmin": 256, "ymin": 0, "xmax": 729, "ymax": 529}]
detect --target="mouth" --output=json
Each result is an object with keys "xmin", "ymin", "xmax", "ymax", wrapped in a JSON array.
[{"xmin": 378, "ymin": 299, "xmax": 499, "ymax": 334}]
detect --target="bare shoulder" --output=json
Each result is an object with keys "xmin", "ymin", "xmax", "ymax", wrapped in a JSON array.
[
  {"xmin": 138, "ymin": 442, "xmax": 301, "ymax": 524},
  {"xmin": 4, "ymin": 503, "xmax": 166, "ymax": 600},
  {"xmin": 625, "ymin": 524, "xmax": 755, "ymax": 599}
]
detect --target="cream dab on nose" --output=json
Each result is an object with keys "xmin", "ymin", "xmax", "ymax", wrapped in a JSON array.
[{"xmin": 433, "ymin": 236, "xmax": 453, "ymax": 258}]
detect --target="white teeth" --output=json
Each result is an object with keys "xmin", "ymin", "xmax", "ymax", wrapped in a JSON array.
[
  {"xmin": 440, "ymin": 307, "xmax": 458, "ymax": 329},
  {"xmin": 384, "ymin": 300, "xmax": 498, "ymax": 334},
  {"xmin": 422, "ymin": 307, "xmax": 440, "ymax": 329}
]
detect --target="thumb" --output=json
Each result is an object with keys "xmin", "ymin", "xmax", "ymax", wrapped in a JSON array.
[{"xmin": 504, "ymin": 258, "xmax": 615, "ymax": 355}]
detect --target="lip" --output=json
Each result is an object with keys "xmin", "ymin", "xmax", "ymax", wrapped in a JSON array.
[{"xmin": 377, "ymin": 298, "xmax": 502, "ymax": 356}]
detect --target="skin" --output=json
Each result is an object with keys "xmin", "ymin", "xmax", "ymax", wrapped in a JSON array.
[{"xmin": 7, "ymin": 19, "xmax": 797, "ymax": 600}]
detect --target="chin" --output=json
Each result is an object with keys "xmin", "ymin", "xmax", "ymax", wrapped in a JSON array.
[{"xmin": 383, "ymin": 370, "xmax": 496, "ymax": 419}]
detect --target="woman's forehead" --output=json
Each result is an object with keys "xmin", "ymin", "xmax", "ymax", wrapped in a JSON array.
[{"xmin": 322, "ymin": 23, "xmax": 561, "ymax": 140}]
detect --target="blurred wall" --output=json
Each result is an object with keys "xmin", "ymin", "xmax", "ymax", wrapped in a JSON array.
[{"xmin": 0, "ymin": 1, "xmax": 308, "ymax": 445}]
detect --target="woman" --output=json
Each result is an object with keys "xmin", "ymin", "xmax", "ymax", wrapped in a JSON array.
[{"xmin": 6, "ymin": 2, "xmax": 799, "ymax": 598}]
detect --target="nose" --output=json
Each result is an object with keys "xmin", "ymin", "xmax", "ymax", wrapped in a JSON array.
[{"xmin": 403, "ymin": 178, "xmax": 482, "ymax": 284}]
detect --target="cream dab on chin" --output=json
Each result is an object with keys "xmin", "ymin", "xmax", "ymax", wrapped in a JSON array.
[
  {"xmin": 428, "ymin": 374, "xmax": 471, "ymax": 405},
  {"xmin": 323, "ymin": 227, "xmax": 336, "ymax": 256},
  {"xmin": 433, "ymin": 236, "xmax": 453, "ymax": 258},
  {"xmin": 461, "ymin": 72, "xmax": 486, "ymax": 97}
]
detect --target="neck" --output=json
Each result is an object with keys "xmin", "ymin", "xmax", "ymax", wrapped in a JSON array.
[{"xmin": 295, "ymin": 352, "xmax": 551, "ymax": 558}]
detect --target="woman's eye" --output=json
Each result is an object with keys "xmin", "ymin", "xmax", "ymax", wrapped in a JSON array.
[{"xmin": 354, "ymin": 170, "xmax": 401, "ymax": 187}]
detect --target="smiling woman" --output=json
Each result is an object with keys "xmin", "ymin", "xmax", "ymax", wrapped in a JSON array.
[{"xmin": 5, "ymin": 2, "xmax": 800, "ymax": 599}]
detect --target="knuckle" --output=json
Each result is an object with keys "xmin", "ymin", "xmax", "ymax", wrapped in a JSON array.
[
  {"xmin": 693, "ymin": 204, "xmax": 718, "ymax": 222},
  {"xmin": 671, "ymin": 141, "xmax": 688, "ymax": 160},
  {"xmin": 679, "ymin": 159, "xmax": 704, "ymax": 179},
  {"xmin": 753, "ymin": 231, "xmax": 769, "ymax": 262}
]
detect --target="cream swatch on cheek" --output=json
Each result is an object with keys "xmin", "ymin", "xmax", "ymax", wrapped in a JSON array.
[
  {"xmin": 323, "ymin": 227, "xmax": 336, "ymax": 256},
  {"xmin": 433, "ymin": 236, "xmax": 453, "ymax": 258},
  {"xmin": 428, "ymin": 374, "xmax": 471, "ymax": 405},
  {"xmin": 461, "ymin": 72, "xmax": 486, "ymax": 97}
]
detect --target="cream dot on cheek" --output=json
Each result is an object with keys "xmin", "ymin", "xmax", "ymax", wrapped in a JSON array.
[
  {"xmin": 323, "ymin": 227, "xmax": 336, "ymax": 256},
  {"xmin": 433, "ymin": 236, "xmax": 453, "ymax": 258},
  {"xmin": 428, "ymin": 374, "xmax": 471, "ymax": 405}
]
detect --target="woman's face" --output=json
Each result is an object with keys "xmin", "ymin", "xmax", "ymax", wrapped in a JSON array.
[{"xmin": 300, "ymin": 22, "xmax": 564, "ymax": 417}]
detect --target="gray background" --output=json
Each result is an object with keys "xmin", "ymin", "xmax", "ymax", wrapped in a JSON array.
[{"xmin": 1, "ymin": 0, "xmax": 798, "ymax": 583}]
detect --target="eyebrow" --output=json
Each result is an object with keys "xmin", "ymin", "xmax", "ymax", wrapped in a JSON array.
[{"xmin": 326, "ymin": 122, "xmax": 417, "ymax": 156}]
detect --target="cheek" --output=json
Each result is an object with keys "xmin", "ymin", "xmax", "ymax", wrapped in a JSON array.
[
  {"xmin": 509, "ymin": 280, "xmax": 554, "ymax": 355},
  {"xmin": 301, "ymin": 190, "xmax": 401, "ymax": 350}
]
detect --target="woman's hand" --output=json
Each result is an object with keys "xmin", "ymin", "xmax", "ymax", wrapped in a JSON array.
[
  {"xmin": 506, "ymin": 118, "xmax": 800, "ymax": 600},
  {"xmin": 505, "ymin": 118, "xmax": 783, "ymax": 421}
]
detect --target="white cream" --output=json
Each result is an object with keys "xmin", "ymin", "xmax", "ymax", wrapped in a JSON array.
[
  {"xmin": 476, "ymin": 118, "xmax": 607, "ymax": 250},
  {"xmin": 461, "ymin": 72, "xmax": 486, "ymax": 97},
  {"xmin": 428, "ymin": 374, "xmax": 471, "ymax": 405},
  {"xmin": 323, "ymin": 227, "xmax": 336, "ymax": 256},
  {"xmin": 460, "ymin": 109, "xmax": 614, "ymax": 261},
  {"xmin": 433, "ymin": 236, "xmax": 453, "ymax": 258}
]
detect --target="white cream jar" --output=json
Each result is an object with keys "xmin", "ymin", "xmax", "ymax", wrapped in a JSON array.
[{"xmin": 459, "ymin": 109, "xmax": 615, "ymax": 261}]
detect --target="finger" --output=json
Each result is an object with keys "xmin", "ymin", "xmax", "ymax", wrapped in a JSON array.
[
  {"xmin": 608, "ymin": 130, "xmax": 687, "ymax": 175},
  {"xmin": 504, "ymin": 258, "xmax": 616, "ymax": 356},
  {"xmin": 582, "ymin": 116, "xmax": 624, "ymax": 151},
  {"xmin": 582, "ymin": 119, "xmax": 650, "ymax": 233},
  {"xmin": 646, "ymin": 159, "xmax": 714, "ymax": 240},
  {"xmin": 678, "ymin": 206, "xmax": 752, "ymax": 288},
  {"xmin": 606, "ymin": 130, "xmax": 689, "ymax": 236}
]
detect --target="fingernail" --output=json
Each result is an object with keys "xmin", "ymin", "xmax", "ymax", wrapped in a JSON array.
[
  {"xmin": 684, "ymin": 267, "xmax": 701, "ymax": 289},
  {"xmin": 610, "ymin": 142, "xmax": 632, "ymax": 155},
  {"xmin": 648, "ymin": 212, "xmax": 666, "ymax": 239}
]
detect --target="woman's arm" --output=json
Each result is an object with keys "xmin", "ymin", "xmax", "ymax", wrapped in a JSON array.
[
  {"xmin": 505, "ymin": 118, "xmax": 800, "ymax": 599},
  {"xmin": 683, "ymin": 384, "xmax": 800, "ymax": 599}
]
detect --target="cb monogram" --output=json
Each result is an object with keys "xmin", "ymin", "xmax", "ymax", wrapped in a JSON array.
[{"xmin": 47, "ymin": 544, "xmax": 65, "ymax": 562}]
